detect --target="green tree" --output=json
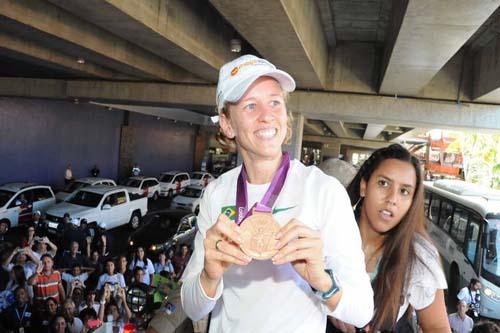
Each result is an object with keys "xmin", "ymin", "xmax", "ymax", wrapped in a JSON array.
[{"xmin": 448, "ymin": 131, "xmax": 500, "ymax": 189}]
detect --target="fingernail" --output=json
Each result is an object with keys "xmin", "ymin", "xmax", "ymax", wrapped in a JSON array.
[
  {"xmin": 275, "ymin": 232, "xmax": 282, "ymax": 239},
  {"xmin": 274, "ymin": 241, "xmax": 281, "ymax": 249}
]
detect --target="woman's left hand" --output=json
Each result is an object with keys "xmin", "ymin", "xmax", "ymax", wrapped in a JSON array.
[{"xmin": 272, "ymin": 219, "xmax": 330, "ymax": 291}]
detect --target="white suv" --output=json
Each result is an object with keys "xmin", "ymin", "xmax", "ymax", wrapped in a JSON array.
[
  {"xmin": 190, "ymin": 172, "xmax": 214, "ymax": 187},
  {"xmin": 55, "ymin": 177, "xmax": 116, "ymax": 202},
  {"xmin": 159, "ymin": 172, "xmax": 190, "ymax": 198},
  {"xmin": 122, "ymin": 177, "xmax": 161, "ymax": 200},
  {"xmin": 0, "ymin": 183, "xmax": 56, "ymax": 228},
  {"xmin": 171, "ymin": 185, "xmax": 205, "ymax": 214}
]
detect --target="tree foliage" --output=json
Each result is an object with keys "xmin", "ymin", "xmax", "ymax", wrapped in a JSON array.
[{"xmin": 448, "ymin": 131, "xmax": 500, "ymax": 189}]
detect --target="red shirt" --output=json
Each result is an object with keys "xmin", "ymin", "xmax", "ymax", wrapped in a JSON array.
[{"xmin": 32, "ymin": 270, "xmax": 62, "ymax": 303}]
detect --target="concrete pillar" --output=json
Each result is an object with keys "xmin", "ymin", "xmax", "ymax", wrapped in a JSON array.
[{"xmin": 283, "ymin": 112, "xmax": 304, "ymax": 160}]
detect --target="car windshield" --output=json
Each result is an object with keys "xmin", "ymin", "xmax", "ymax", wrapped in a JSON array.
[
  {"xmin": 183, "ymin": 187, "xmax": 202, "ymax": 198},
  {"xmin": 190, "ymin": 173, "xmax": 202, "ymax": 180},
  {"xmin": 160, "ymin": 174, "xmax": 174, "ymax": 182},
  {"xmin": 63, "ymin": 181, "xmax": 88, "ymax": 193},
  {"xmin": 67, "ymin": 191, "xmax": 103, "ymax": 207},
  {"xmin": 124, "ymin": 179, "xmax": 141, "ymax": 187},
  {"xmin": 0, "ymin": 190, "xmax": 15, "ymax": 207},
  {"xmin": 483, "ymin": 219, "xmax": 500, "ymax": 279}
]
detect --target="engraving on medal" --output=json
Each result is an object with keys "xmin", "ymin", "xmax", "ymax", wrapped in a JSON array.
[{"xmin": 239, "ymin": 213, "xmax": 281, "ymax": 260}]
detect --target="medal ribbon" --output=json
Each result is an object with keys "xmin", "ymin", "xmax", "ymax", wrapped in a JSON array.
[{"xmin": 235, "ymin": 152, "xmax": 290, "ymax": 225}]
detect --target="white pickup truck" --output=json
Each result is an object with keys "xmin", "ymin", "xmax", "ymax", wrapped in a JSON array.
[{"xmin": 45, "ymin": 186, "xmax": 148, "ymax": 231}]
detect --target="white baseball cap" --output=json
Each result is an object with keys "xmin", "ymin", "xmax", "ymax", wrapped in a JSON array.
[{"xmin": 216, "ymin": 54, "xmax": 296, "ymax": 112}]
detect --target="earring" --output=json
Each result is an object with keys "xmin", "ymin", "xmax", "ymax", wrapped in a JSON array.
[{"xmin": 353, "ymin": 196, "xmax": 363, "ymax": 211}]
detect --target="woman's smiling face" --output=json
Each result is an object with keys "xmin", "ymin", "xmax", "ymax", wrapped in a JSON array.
[{"xmin": 220, "ymin": 76, "xmax": 287, "ymax": 161}]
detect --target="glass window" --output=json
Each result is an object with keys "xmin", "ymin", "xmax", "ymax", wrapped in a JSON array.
[
  {"xmin": 429, "ymin": 195, "xmax": 441, "ymax": 224},
  {"xmin": 33, "ymin": 188, "xmax": 53, "ymax": 201},
  {"xmin": 424, "ymin": 191, "xmax": 431, "ymax": 217},
  {"xmin": 464, "ymin": 217, "xmax": 481, "ymax": 267},
  {"xmin": 9, "ymin": 190, "xmax": 33, "ymax": 208},
  {"xmin": 177, "ymin": 222, "xmax": 192, "ymax": 233},
  {"xmin": 450, "ymin": 206, "xmax": 469, "ymax": 246},
  {"xmin": 439, "ymin": 201, "xmax": 454, "ymax": 232},
  {"xmin": 483, "ymin": 219, "xmax": 500, "ymax": 278},
  {"xmin": 104, "ymin": 191, "xmax": 127, "ymax": 207}
]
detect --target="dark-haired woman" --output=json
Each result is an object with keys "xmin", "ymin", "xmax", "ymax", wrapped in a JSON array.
[
  {"xmin": 331, "ymin": 144, "xmax": 450, "ymax": 332},
  {"xmin": 128, "ymin": 247, "xmax": 154, "ymax": 285}
]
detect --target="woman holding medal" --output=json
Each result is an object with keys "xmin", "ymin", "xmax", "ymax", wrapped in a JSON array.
[{"xmin": 181, "ymin": 55, "xmax": 373, "ymax": 332}]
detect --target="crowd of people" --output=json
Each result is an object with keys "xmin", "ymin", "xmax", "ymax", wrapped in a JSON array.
[{"xmin": 0, "ymin": 212, "xmax": 191, "ymax": 333}]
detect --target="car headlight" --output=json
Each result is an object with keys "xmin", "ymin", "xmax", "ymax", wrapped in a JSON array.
[
  {"xmin": 483, "ymin": 288, "xmax": 500, "ymax": 301},
  {"xmin": 150, "ymin": 244, "xmax": 164, "ymax": 252}
]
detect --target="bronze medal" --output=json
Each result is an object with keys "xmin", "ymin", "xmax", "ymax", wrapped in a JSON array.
[{"xmin": 239, "ymin": 212, "xmax": 281, "ymax": 260}]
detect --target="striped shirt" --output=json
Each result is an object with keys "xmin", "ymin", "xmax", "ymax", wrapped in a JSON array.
[{"xmin": 32, "ymin": 270, "xmax": 62, "ymax": 303}]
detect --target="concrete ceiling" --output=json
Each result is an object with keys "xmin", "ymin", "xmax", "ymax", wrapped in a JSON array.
[{"xmin": 1, "ymin": 0, "xmax": 500, "ymax": 144}]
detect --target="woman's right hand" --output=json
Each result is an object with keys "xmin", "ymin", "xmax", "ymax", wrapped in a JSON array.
[{"xmin": 202, "ymin": 213, "xmax": 251, "ymax": 282}]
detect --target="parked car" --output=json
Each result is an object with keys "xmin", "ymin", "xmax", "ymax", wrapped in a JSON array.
[
  {"xmin": 158, "ymin": 171, "xmax": 190, "ymax": 198},
  {"xmin": 55, "ymin": 177, "xmax": 116, "ymax": 202},
  {"xmin": 45, "ymin": 186, "xmax": 148, "ymax": 231},
  {"xmin": 0, "ymin": 183, "xmax": 56, "ymax": 228},
  {"xmin": 128, "ymin": 210, "xmax": 197, "ymax": 255},
  {"xmin": 189, "ymin": 172, "xmax": 214, "ymax": 187},
  {"xmin": 170, "ymin": 185, "xmax": 205, "ymax": 214},
  {"xmin": 122, "ymin": 177, "xmax": 161, "ymax": 201}
]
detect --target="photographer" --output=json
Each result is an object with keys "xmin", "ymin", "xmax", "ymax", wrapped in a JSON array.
[
  {"xmin": 457, "ymin": 278, "xmax": 481, "ymax": 321},
  {"xmin": 3, "ymin": 246, "xmax": 39, "ymax": 279},
  {"xmin": 98, "ymin": 283, "xmax": 132, "ymax": 327},
  {"xmin": 96, "ymin": 258, "xmax": 125, "ymax": 291},
  {"xmin": 32, "ymin": 236, "xmax": 58, "ymax": 261},
  {"xmin": 61, "ymin": 263, "xmax": 95, "ymax": 293}
]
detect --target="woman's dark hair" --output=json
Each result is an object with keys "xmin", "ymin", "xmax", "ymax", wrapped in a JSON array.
[
  {"xmin": 12, "ymin": 265, "xmax": 27, "ymax": 288},
  {"xmin": 472, "ymin": 321, "xmax": 500, "ymax": 333},
  {"xmin": 346, "ymin": 144, "xmax": 427, "ymax": 330},
  {"xmin": 469, "ymin": 278, "xmax": 480, "ymax": 287},
  {"xmin": 133, "ymin": 246, "xmax": 149, "ymax": 268}
]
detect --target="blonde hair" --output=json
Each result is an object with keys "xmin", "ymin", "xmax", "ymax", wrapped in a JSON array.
[{"xmin": 216, "ymin": 91, "xmax": 293, "ymax": 151}]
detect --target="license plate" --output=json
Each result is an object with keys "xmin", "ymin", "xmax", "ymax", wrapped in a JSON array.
[{"xmin": 48, "ymin": 222, "xmax": 59, "ymax": 229}]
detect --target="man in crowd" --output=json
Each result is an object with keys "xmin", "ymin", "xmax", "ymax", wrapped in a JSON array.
[
  {"xmin": 59, "ymin": 241, "xmax": 86, "ymax": 269},
  {"xmin": 91, "ymin": 164, "xmax": 100, "ymax": 177},
  {"xmin": 65, "ymin": 164, "xmax": 73, "ymax": 185},
  {"xmin": 457, "ymin": 278, "xmax": 481, "ymax": 321},
  {"xmin": 0, "ymin": 287, "xmax": 33, "ymax": 333},
  {"xmin": 28, "ymin": 254, "xmax": 65, "ymax": 305},
  {"xmin": 448, "ymin": 300, "xmax": 474, "ymax": 333}
]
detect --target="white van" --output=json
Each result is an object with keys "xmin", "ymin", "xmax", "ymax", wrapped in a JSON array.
[{"xmin": 0, "ymin": 183, "xmax": 56, "ymax": 228}]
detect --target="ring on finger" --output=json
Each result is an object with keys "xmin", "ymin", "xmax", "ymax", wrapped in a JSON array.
[{"xmin": 215, "ymin": 239, "xmax": 223, "ymax": 251}]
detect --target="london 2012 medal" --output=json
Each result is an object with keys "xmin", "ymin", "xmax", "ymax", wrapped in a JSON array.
[{"xmin": 239, "ymin": 212, "xmax": 281, "ymax": 260}]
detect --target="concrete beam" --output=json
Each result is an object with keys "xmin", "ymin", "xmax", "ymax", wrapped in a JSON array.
[
  {"xmin": 0, "ymin": 31, "xmax": 120, "ymax": 79},
  {"xmin": 90, "ymin": 103, "xmax": 215, "ymax": 127},
  {"xmin": 0, "ymin": 0, "xmax": 204, "ymax": 82},
  {"xmin": 304, "ymin": 119, "xmax": 326, "ymax": 136},
  {"xmin": 380, "ymin": 0, "xmax": 500, "ymax": 96},
  {"xmin": 473, "ymin": 36, "xmax": 500, "ymax": 103},
  {"xmin": 324, "ymin": 120, "xmax": 359, "ymax": 139},
  {"xmin": 210, "ymin": 0, "xmax": 329, "ymax": 89},
  {"xmin": 48, "ymin": 0, "xmax": 234, "ymax": 82},
  {"xmin": 363, "ymin": 124, "xmax": 386, "ymax": 140},
  {"xmin": 304, "ymin": 135, "xmax": 389, "ymax": 150},
  {"xmin": 3, "ymin": 78, "xmax": 500, "ymax": 131}
]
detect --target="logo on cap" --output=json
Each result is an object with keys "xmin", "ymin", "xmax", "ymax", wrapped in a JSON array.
[{"xmin": 231, "ymin": 67, "xmax": 239, "ymax": 76}]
